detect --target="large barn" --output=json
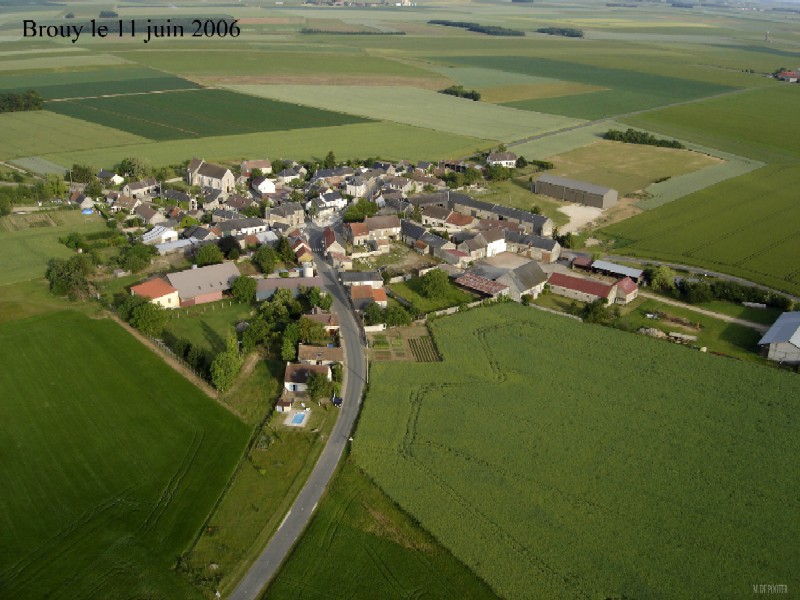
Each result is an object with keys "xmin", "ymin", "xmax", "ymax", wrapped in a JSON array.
[
  {"xmin": 534, "ymin": 174, "xmax": 618, "ymax": 209},
  {"xmin": 758, "ymin": 311, "xmax": 800, "ymax": 364}
]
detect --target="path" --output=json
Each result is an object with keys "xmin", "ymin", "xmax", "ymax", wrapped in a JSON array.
[
  {"xmin": 639, "ymin": 291, "xmax": 769, "ymax": 333},
  {"xmin": 228, "ymin": 230, "xmax": 367, "ymax": 600}
]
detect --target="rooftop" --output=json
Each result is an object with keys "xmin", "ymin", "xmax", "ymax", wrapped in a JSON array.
[
  {"xmin": 758, "ymin": 312, "xmax": 800, "ymax": 347},
  {"xmin": 130, "ymin": 278, "xmax": 177, "ymax": 300},
  {"xmin": 537, "ymin": 173, "xmax": 616, "ymax": 197}
]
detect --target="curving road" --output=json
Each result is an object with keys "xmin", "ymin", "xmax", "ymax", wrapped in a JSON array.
[{"xmin": 229, "ymin": 227, "xmax": 366, "ymax": 600}]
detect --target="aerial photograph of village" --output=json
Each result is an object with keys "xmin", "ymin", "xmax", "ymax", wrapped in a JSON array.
[{"xmin": 0, "ymin": 0, "xmax": 797, "ymax": 597}]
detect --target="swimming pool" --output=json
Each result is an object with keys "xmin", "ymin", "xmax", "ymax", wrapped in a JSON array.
[{"xmin": 291, "ymin": 412, "xmax": 306, "ymax": 426}]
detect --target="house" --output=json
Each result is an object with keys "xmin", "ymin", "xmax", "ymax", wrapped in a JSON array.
[
  {"xmin": 123, "ymin": 178, "xmax": 158, "ymax": 199},
  {"xmin": 534, "ymin": 174, "xmax": 618, "ymax": 210},
  {"xmin": 200, "ymin": 189, "xmax": 224, "ymax": 210},
  {"xmin": 547, "ymin": 272, "xmax": 616, "ymax": 304},
  {"xmin": 311, "ymin": 166, "xmax": 354, "ymax": 187},
  {"xmin": 486, "ymin": 151, "xmax": 517, "ymax": 168},
  {"xmin": 346, "ymin": 222, "xmax": 370, "ymax": 246},
  {"xmin": 457, "ymin": 229, "xmax": 506, "ymax": 259},
  {"xmin": 340, "ymin": 271, "xmax": 383, "ymax": 289},
  {"xmin": 165, "ymin": 262, "xmax": 241, "ymax": 307},
  {"xmin": 266, "ymin": 202, "xmax": 305, "ymax": 228},
  {"xmin": 416, "ymin": 161, "xmax": 432, "ymax": 172},
  {"xmin": 449, "ymin": 195, "xmax": 554, "ymax": 237},
  {"xmin": 401, "ymin": 219, "xmax": 427, "ymax": 246},
  {"xmin": 217, "ymin": 217, "xmax": 268, "ymax": 237},
  {"xmin": 470, "ymin": 254, "xmax": 547, "ymax": 301},
  {"xmin": 284, "ymin": 363, "xmax": 331, "ymax": 392},
  {"xmin": 98, "ymin": 169, "xmax": 124, "ymax": 186},
  {"xmin": 504, "ymin": 230, "xmax": 561, "ymax": 263},
  {"xmin": 133, "ymin": 204, "xmax": 165, "ymax": 226},
  {"xmin": 130, "ymin": 278, "xmax": 180, "ymax": 309},
  {"xmin": 224, "ymin": 195, "xmax": 257, "ymax": 212},
  {"xmin": 163, "ymin": 189, "xmax": 192, "ymax": 205},
  {"xmin": 364, "ymin": 215, "xmax": 401, "ymax": 240},
  {"xmin": 79, "ymin": 197, "xmax": 95, "ymax": 211},
  {"xmin": 758, "ymin": 312, "xmax": 800, "ymax": 364},
  {"xmin": 323, "ymin": 227, "xmax": 347, "ymax": 257},
  {"xmin": 421, "ymin": 205, "xmax": 451, "ymax": 229},
  {"xmin": 251, "ymin": 176, "xmax": 276, "ymax": 196},
  {"xmin": 275, "ymin": 165, "xmax": 307, "ymax": 186},
  {"xmin": 776, "ymin": 70, "xmax": 799, "ymax": 83},
  {"xmin": 445, "ymin": 211, "xmax": 476, "ymax": 230},
  {"xmin": 310, "ymin": 190, "xmax": 347, "ymax": 213},
  {"xmin": 256, "ymin": 276, "xmax": 324, "ymax": 301},
  {"xmin": 241, "ymin": 159, "xmax": 272, "ymax": 176},
  {"xmin": 385, "ymin": 176, "xmax": 415, "ymax": 195},
  {"xmin": 350, "ymin": 285, "xmax": 388, "ymax": 310},
  {"xmin": 183, "ymin": 225, "xmax": 219, "ymax": 243},
  {"xmin": 187, "ymin": 158, "xmax": 235, "ymax": 193},
  {"xmin": 112, "ymin": 195, "xmax": 140, "ymax": 214},
  {"xmin": 305, "ymin": 307, "xmax": 339, "ymax": 333},
  {"xmin": 615, "ymin": 277, "xmax": 639, "ymax": 305},
  {"xmin": 297, "ymin": 344, "xmax": 344, "ymax": 365},
  {"xmin": 142, "ymin": 225, "xmax": 178, "ymax": 245}
]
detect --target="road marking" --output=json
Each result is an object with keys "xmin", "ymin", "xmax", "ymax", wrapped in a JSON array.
[{"xmin": 278, "ymin": 510, "xmax": 292, "ymax": 529}]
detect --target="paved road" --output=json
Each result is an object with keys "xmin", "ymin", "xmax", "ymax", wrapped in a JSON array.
[
  {"xmin": 639, "ymin": 291, "xmax": 769, "ymax": 333},
  {"xmin": 228, "ymin": 230, "xmax": 366, "ymax": 600}
]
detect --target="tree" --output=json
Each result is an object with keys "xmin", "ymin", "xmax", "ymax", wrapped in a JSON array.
[
  {"xmin": 515, "ymin": 156, "xmax": 528, "ymax": 169},
  {"xmin": 0, "ymin": 196, "xmax": 11, "ymax": 217},
  {"xmin": 318, "ymin": 293, "xmax": 333, "ymax": 311},
  {"xmin": 195, "ymin": 244, "xmax": 224, "ymax": 266},
  {"xmin": 363, "ymin": 302, "xmax": 384, "ymax": 326},
  {"xmin": 411, "ymin": 204, "xmax": 422, "ymax": 223},
  {"xmin": 420, "ymin": 269, "xmax": 449, "ymax": 298},
  {"xmin": 306, "ymin": 372, "xmax": 334, "ymax": 403},
  {"xmin": 385, "ymin": 306, "xmax": 412, "ymax": 326},
  {"xmin": 46, "ymin": 254, "xmax": 94, "ymax": 300},
  {"xmin": 118, "ymin": 157, "xmax": 153, "ymax": 180},
  {"xmin": 218, "ymin": 236, "xmax": 240, "ymax": 258},
  {"xmin": 121, "ymin": 243, "xmax": 156, "ymax": 273},
  {"xmin": 130, "ymin": 302, "xmax": 169, "ymax": 337},
  {"xmin": 281, "ymin": 322, "xmax": 300, "ymax": 361},
  {"xmin": 231, "ymin": 275, "xmax": 257, "ymax": 304},
  {"xmin": 253, "ymin": 245, "xmax": 277, "ymax": 274},
  {"xmin": 116, "ymin": 293, "xmax": 147, "ymax": 321},
  {"xmin": 69, "ymin": 164, "xmax": 95, "ymax": 184},
  {"xmin": 485, "ymin": 164, "xmax": 512, "ymax": 181},
  {"xmin": 323, "ymin": 150, "xmax": 336, "ymax": 170},
  {"xmin": 210, "ymin": 336, "xmax": 244, "ymax": 392},
  {"xmin": 85, "ymin": 179, "xmax": 103, "ymax": 199},
  {"xmin": 276, "ymin": 236, "xmax": 295, "ymax": 264},
  {"xmin": 648, "ymin": 265, "xmax": 676, "ymax": 292},
  {"xmin": 343, "ymin": 198, "xmax": 379, "ymax": 222},
  {"xmin": 289, "ymin": 189, "xmax": 305, "ymax": 204},
  {"xmin": 299, "ymin": 316, "xmax": 327, "ymax": 345},
  {"xmin": 304, "ymin": 286, "xmax": 323, "ymax": 308}
]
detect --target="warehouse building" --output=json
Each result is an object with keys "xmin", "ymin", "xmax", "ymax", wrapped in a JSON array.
[{"xmin": 534, "ymin": 174, "xmax": 618, "ymax": 209}]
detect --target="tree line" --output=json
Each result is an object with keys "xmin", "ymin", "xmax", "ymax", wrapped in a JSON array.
[
  {"xmin": 537, "ymin": 27, "xmax": 584, "ymax": 38},
  {"xmin": 440, "ymin": 85, "xmax": 481, "ymax": 101},
  {"xmin": 604, "ymin": 128, "xmax": 685, "ymax": 149},
  {"xmin": 428, "ymin": 20, "xmax": 525, "ymax": 36},
  {"xmin": 0, "ymin": 90, "xmax": 43, "ymax": 114}
]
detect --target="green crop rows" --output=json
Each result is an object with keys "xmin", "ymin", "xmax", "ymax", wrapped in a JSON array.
[
  {"xmin": 46, "ymin": 89, "xmax": 371, "ymax": 141},
  {"xmin": 0, "ymin": 311, "xmax": 250, "ymax": 600},
  {"xmin": 353, "ymin": 304, "xmax": 800, "ymax": 599}
]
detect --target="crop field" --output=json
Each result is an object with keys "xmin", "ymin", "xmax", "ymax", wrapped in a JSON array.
[
  {"xmin": 0, "ymin": 211, "xmax": 107, "ymax": 285},
  {"xmin": 0, "ymin": 311, "xmax": 250, "ymax": 600},
  {"xmin": 546, "ymin": 140, "xmax": 720, "ymax": 196},
  {"xmin": 42, "ymin": 122, "xmax": 489, "ymax": 169},
  {"xmin": 0, "ymin": 111, "xmax": 149, "ymax": 160},
  {"xmin": 0, "ymin": 53, "xmax": 130, "ymax": 71},
  {"xmin": 0, "ymin": 66, "xmax": 200, "ymax": 100},
  {"xmin": 408, "ymin": 336, "xmax": 440, "ymax": 362},
  {"xmin": 46, "ymin": 89, "xmax": 370, "ymax": 141},
  {"xmin": 624, "ymin": 86, "xmax": 800, "ymax": 163},
  {"xmin": 266, "ymin": 462, "xmax": 499, "ymax": 600},
  {"xmin": 602, "ymin": 164, "xmax": 800, "ymax": 296},
  {"xmin": 436, "ymin": 56, "xmax": 735, "ymax": 119},
  {"xmin": 227, "ymin": 84, "xmax": 582, "ymax": 142},
  {"xmin": 353, "ymin": 304, "xmax": 800, "ymax": 600}
]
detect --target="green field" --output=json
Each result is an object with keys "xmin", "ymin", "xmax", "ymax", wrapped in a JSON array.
[
  {"xmin": 437, "ymin": 56, "xmax": 736, "ymax": 119},
  {"xmin": 0, "ymin": 311, "xmax": 250, "ymax": 599},
  {"xmin": 624, "ymin": 86, "xmax": 800, "ymax": 163},
  {"xmin": 227, "ymin": 84, "xmax": 582, "ymax": 142},
  {"xmin": 266, "ymin": 462, "xmax": 499, "ymax": 599},
  {"xmin": 0, "ymin": 66, "xmax": 200, "ymax": 99},
  {"xmin": 353, "ymin": 304, "xmax": 800, "ymax": 599},
  {"xmin": 41, "ymin": 121, "xmax": 490, "ymax": 170},
  {"xmin": 0, "ymin": 53, "xmax": 130, "ymax": 71},
  {"xmin": 47, "ymin": 89, "xmax": 370, "ymax": 141},
  {"xmin": 389, "ymin": 276, "xmax": 475, "ymax": 314},
  {"xmin": 0, "ymin": 211, "xmax": 107, "ymax": 285},
  {"xmin": 164, "ymin": 300, "xmax": 255, "ymax": 355},
  {"xmin": 601, "ymin": 164, "xmax": 800, "ymax": 296},
  {"xmin": 0, "ymin": 111, "xmax": 150, "ymax": 160}
]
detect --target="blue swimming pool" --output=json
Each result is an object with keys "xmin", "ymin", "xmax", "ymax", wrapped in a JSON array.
[{"xmin": 291, "ymin": 412, "xmax": 306, "ymax": 425}]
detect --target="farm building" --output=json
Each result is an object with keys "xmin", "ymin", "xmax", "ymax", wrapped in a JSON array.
[
  {"xmin": 454, "ymin": 273, "xmax": 509, "ymax": 299},
  {"xmin": 547, "ymin": 272, "xmax": 616, "ymax": 304},
  {"xmin": 130, "ymin": 278, "xmax": 180, "ymax": 309},
  {"xmin": 340, "ymin": 271, "xmax": 383, "ymax": 289},
  {"xmin": 165, "ymin": 262, "xmax": 241, "ymax": 307},
  {"xmin": 615, "ymin": 277, "xmax": 639, "ymax": 304},
  {"xmin": 534, "ymin": 174, "xmax": 618, "ymax": 209},
  {"xmin": 758, "ymin": 312, "xmax": 800, "ymax": 364},
  {"xmin": 284, "ymin": 363, "xmax": 331, "ymax": 393},
  {"xmin": 590, "ymin": 260, "xmax": 644, "ymax": 284},
  {"xmin": 504, "ymin": 231, "xmax": 561, "ymax": 263},
  {"xmin": 470, "ymin": 254, "xmax": 548, "ymax": 301},
  {"xmin": 142, "ymin": 225, "xmax": 178, "ymax": 246}
]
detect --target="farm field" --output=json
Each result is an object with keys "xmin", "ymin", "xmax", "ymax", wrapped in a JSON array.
[
  {"xmin": 624, "ymin": 86, "xmax": 800, "ymax": 163},
  {"xmin": 436, "ymin": 56, "xmax": 736, "ymax": 119},
  {"xmin": 47, "ymin": 89, "xmax": 370, "ymax": 141},
  {"xmin": 353, "ymin": 304, "xmax": 800, "ymax": 600},
  {"xmin": 41, "ymin": 122, "xmax": 489, "ymax": 171},
  {"xmin": 0, "ymin": 111, "xmax": 150, "ymax": 160},
  {"xmin": 227, "ymin": 84, "xmax": 582, "ymax": 142},
  {"xmin": 265, "ymin": 462, "xmax": 499, "ymax": 600},
  {"xmin": 601, "ymin": 164, "xmax": 800, "ymax": 296},
  {"xmin": 0, "ymin": 211, "xmax": 107, "ymax": 285},
  {"xmin": 0, "ymin": 310, "xmax": 250, "ymax": 600},
  {"xmin": 545, "ymin": 140, "xmax": 720, "ymax": 196},
  {"xmin": 0, "ymin": 53, "xmax": 129, "ymax": 71},
  {"xmin": 0, "ymin": 66, "xmax": 200, "ymax": 99}
]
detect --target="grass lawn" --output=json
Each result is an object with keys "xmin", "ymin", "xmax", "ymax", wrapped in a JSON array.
[
  {"xmin": 0, "ymin": 111, "xmax": 150, "ymax": 160},
  {"xmin": 265, "ymin": 461, "xmax": 499, "ymax": 599},
  {"xmin": 183, "ymin": 399, "xmax": 338, "ymax": 596},
  {"xmin": 0, "ymin": 278, "xmax": 97, "ymax": 325},
  {"xmin": 695, "ymin": 300, "xmax": 781, "ymax": 326},
  {"xmin": 389, "ymin": 276, "xmax": 475, "ymax": 314},
  {"xmin": 354, "ymin": 304, "xmax": 800, "ymax": 599},
  {"xmin": 0, "ymin": 311, "xmax": 250, "ymax": 600},
  {"xmin": 0, "ymin": 211, "xmax": 108, "ymax": 285},
  {"xmin": 163, "ymin": 300, "xmax": 255, "ymax": 355},
  {"xmin": 42, "ymin": 121, "xmax": 489, "ymax": 169}
]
